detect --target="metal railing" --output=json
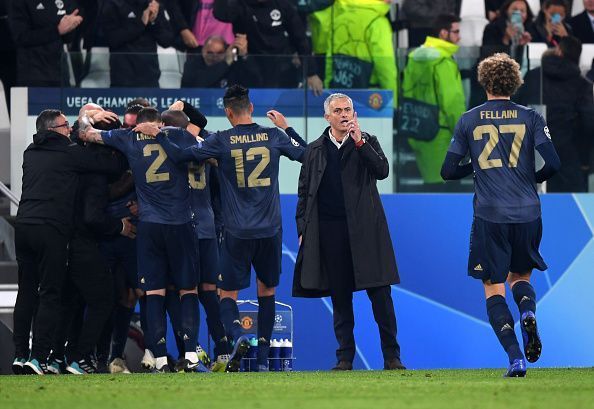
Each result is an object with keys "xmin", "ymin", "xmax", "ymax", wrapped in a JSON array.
[{"xmin": 0, "ymin": 182, "xmax": 18, "ymax": 207}]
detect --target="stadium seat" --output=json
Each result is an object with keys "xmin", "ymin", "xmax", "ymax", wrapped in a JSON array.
[
  {"xmin": 526, "ymin": 42, "xmax": 549, "ymax": 69},
  {"xmin": 460, "ymin": 0, "xmax": 486, "ymax": 19},
  {"xmin": 459, "ymin": 17, "xmax": 489, "ymax": 47},
  {"xmin": 572, "ymin": 0, "xmax": 584, "ymax": 16},
  {"xmin": 80, "ymin": 47, "xmax": 110, "ymax": 88},
  {"xmin": 580, "ymin": 44, "xmax": 594, "ymax": 75},
  {"xmin": 158, "ymin": 46, "xmax": 183, "ymax": 89},
  {"xmin": 526, "ymin": 0, "xmax": 540, "ymax": 15}
]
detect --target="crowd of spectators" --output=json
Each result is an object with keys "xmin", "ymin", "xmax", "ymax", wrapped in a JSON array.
[{"xmin": 0, "ymin": 0, "xmax": 593, "ymax": 193}]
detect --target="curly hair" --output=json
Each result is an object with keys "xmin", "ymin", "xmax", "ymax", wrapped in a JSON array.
[{"xmin": 477, "ymin": 53, "xmax": 523, "ymax": 97}]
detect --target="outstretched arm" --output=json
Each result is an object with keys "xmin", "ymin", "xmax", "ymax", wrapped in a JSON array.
[{"xmin": 441, "ymin": 151, "xmax": 474, "ymax": 180}]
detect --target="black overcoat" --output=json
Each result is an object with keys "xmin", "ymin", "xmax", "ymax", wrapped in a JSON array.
[{"xmin": 292, "ymin": 127, "xmax": 399, "ymax": 298}]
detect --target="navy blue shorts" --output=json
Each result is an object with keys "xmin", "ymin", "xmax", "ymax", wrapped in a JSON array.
[
  {"xmin": 218, "ymin": 231, "xmax": 282, "ymax": 291},
  {"xmin": 99, "ymin": 235, "xmax": 138, "ymax": 289},
  {"xmin": 197, "ymin": 238, "xmax": 219, "ymax": 284},
  {"xmin": 136, "ymin": 221, "xmax": 198, "ymax": 291},
  {"xmin": 468, "ymin": 217, "xmax": 547, "ymax": 284}
]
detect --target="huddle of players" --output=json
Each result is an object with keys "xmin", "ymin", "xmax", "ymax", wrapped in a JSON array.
[{"xmin": 78, "ymin": 85, "xmax": 306, "ymax": 373}]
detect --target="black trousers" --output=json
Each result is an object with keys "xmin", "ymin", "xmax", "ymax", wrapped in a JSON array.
[
  {"xmin": 319, "ymin": 219, "xmax": 401, "ymax": 364},
  {"xmin": 13, "ymin": 223, "xmax": 69, "ymax": 360},
  {"xmin": 58, "ymin": 234, "xmax": 114, "ymax": 362}
]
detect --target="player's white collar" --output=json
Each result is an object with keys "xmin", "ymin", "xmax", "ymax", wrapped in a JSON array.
[{"xmin": 328, "ymin": 129, "xmax": 346, "ymax": 150}]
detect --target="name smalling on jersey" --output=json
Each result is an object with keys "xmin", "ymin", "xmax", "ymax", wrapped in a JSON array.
[{"xmin": 230, "ymin": 133, "xmax": 269, "ymax": 144}]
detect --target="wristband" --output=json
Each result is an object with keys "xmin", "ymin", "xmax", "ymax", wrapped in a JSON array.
[{"xmin": 355, "ymin": 138, "xmax": 365, "ymax": 148}]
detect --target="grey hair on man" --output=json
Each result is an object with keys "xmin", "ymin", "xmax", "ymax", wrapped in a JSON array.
[
  {"xmin": 323, "ymin": 93, "xmax": 353, "ymax": 115},
  {"xmin": 36, "ymin": 109, "xmax": 64, "ymax": 132}
]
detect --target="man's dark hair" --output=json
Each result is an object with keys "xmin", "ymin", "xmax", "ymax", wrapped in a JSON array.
[
  {"xmin": 125, "ymin": 104, "xmax": 144, "ymax": 116},
  {"xmin": 223, "ymin": 84, "xmax": 251, "ymax": 113},
  {"xmin": 36, "ymin": 109, "xmax": 63, "ymax": 132},
  {"xmin": 559, "ymin": 35, "xmax": 582, "ymax": 65},
  {"xmin": 499, "ymin": 0, "xmax": 534, "ymax": 22},
  {"xmin": 432, "ymin": 14, "xmax": 461, "ymax": 37},
  {"xmin": 136, "ymin": 107, "xmax": 161, "ymax": 124},
  {"xmin": 127, "ymin": 98, "xmax": 151, "ymax": 108},
  {"xmin": 161, "ymin": 109, "xmax": 190, "ymax": 128},
  {"xmin": 94, "ymin": 117, "xmax": 123, "ymax": 131},
  {"xmin": 543, "ymin": 0, "xmax": 568, "ymax": 13}
]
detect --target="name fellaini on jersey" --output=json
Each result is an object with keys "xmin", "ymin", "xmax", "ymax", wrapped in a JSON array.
[{"xmin": 448, "ymin": 100, "xmax": 553, "ymax": 224}]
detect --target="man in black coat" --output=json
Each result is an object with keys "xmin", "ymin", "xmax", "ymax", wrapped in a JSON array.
[
  {"xmin": 516, "ymin": 36, "xmax": 594, "ymax": 192},
  {"xmin": 9, "ymin": 0, "xmax": 83, "ymax": 86},
  {"xmin": 293, "ymin": 93, "xmax": 404, "ymax": 371},
  {"xmin": 568, "ymin": 1, "xmax": 594, "ymax": 44},
  {"xmin": 12, "ymin": 109, "xmax": 123, "ymax": 375},
  {"xmin": 213, "ymin": 0, "xmax": 323, "ymax": 93},
  {"xmin": 101, "ymin": 0, "xmax": 174, "ymax": 87}
]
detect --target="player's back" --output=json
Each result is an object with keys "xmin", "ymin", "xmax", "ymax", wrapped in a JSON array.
[
  {"xmin": 208, "ymin": 123, "xmax": 303, "ymax": 238},
  {"xmin": 102, "ymin": 127, "xmax": 194, "ymax": 224},
  {"xmin": 457, "ymin": 100, "xmax": 551, "ymax": 223}
]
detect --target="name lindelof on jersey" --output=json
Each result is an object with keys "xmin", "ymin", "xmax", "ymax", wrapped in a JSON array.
[
  {"xmin": 230, "ymin": 133, "xmax": 269, "ymax": 144},
  {"xmin": 479, "ymin": 109, "xmax": 518, "ymax": 120}
]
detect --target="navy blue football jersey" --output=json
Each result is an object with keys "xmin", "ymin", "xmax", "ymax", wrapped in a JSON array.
[
  {"xmin": 448, "ymin": 100, "xmax": 553, "ymax": 223},
  {"xmin": 189, "ymin": 159, "xmax": 216, "ymax": 239},
  {"xmin": 164, "ymin": 123, "xmax": 304, "ymax": 239},
  {"xmin": 101, "ymin": 127, "xmax": 195, "ymax": 225}
]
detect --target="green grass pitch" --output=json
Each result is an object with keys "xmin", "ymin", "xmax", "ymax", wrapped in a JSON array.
[{"xmin": 1, "ymin": 369, "xmax": 594, "ymax": 409}]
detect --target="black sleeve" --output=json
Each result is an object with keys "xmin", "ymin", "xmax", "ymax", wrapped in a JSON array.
[
  {"xmin": 535, "ymin": 142, "xmax": 561, "ymax": 183},
  {"xmin": 70, "ymin": 145, "xmax": 125, "ymax": 176},
  {"xmin": 8, "ymin": 1, "xmax": 61, "ymax": 47},
  {"xmin": 283, "ymin": 4, "xmax": 317, "ymax": 77},
  {"xmin": 286, "ymin": 127, "xmax": 307, "ymax": 147},
  {"xmin": 102, "ymin": 0, "xmax": 146, "ymax": 48},
  {"xmin": 295, "ymin": 149, "xmax": 309, "ymax": 237},
  {"xmin": 213, "ymin": 0, "xmax": 241, "ymax": 23},
  {"xmin": 83, "ymin": 174, "xmax": 124, "ymax": 237},
  {"xmin": 108, "ymin": 170, "xmax": 135, "ymax": 201},
  {"xmin": 148, "ymin": 7, "xmax": 175, "ymax": 48},
  {"xmin": 161, "ymin": 0, "xmax": 189, "ymax": 32},
  {"xmin": 355, "ymin": 134, "xmax": 389, "ymax": 180},
  {"xmin": 440, "ymin": 151, "xmax": 473, "ymax": 180},
  {"xmin": 183, "ymin": 101, "xmax": 208, "ymax": 129}
]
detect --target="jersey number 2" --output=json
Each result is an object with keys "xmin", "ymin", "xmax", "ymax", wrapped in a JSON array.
[
  {"xmin": 143, "ymin": 145, "xmax": 170, "ymax": 183},
  {"xmin": 473, "ymin": 124, "xmax": 526, "ymax": 170}
]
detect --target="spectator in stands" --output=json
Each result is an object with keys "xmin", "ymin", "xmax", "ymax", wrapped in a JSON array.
[
  {"xmin": 530, "ymin": 0, "xmax": 573, "ymax": 46},
  {"xmin": 401, "ymin": 14, "xmax": 466, "ymax": 190},
  {"xmin": 164, "ymin": 0, "xmax": 234, "ymax": 50},
  {"xmin": 324, "ymin": 0, "xmax": 397, "ymax": 106},
  {"xmin": 12, "ymin": 109, "xmax": 122, "ymax": 375},
  {"xmin": 568, "ymin": 0, "xmax": 594, "ymax": 43},
  {"xmin": 402, "ymin": 0, "xmax": 458, "ymax": 47},
  {"xmin": 486, "ymin": 0, "xmax": 507, "ymax": 20},
  {"xmin": 0, "ymin": 0, "xmax": 15, "ymax": 111},
  {"xmin": 516, "ymin": 36, "xmax": 594, "ymax": 192},
  {"xmin": 213, "ymin": 0, "xmax": 323, "ymax": 94},
  {"xmin": 102, "ymin": 0, "xmax": 174, "ymax": 87},
  {"xmin": 306, "ymin": 2, "xmax": 333, "ymax": 82},
  {"xmin": 587, "ymin": 57, "xmax": 594, "ymax": 79},
  {"xmin": 181, "ymin": 34, "xmax": 261, "ymax": 87},
  {"xmin": 9, "ymin": 0, "xmax": 83, "ymax": 87},
  {"xmin": 482, "ymin": 0, "xmax": 534, "ymax": 60}
]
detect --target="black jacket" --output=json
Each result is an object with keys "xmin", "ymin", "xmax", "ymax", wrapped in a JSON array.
[
  {"xmin": 16, "ymin": 130, "xmax": 123, "ymax": 235},
  {"xmin": 181, "ymin": 53, "xmax": 262, "ymax": 88},
  {"xmin": 9, "ymin": 0, "xmax": 78, "ymax": 86},
  {"xmin": 213, "ymin": 0, "xmax": 316, "ymax": 79},
  {"xmin": 293, "ymin": 129, "xmax": 399, "ymax": 298},
  {"xmin": 102, "ymin": 0, "xmax": 174, "ymax": 87},
  {"xmin": 568, "ymin": 11, "xmax": 594, "ymax": 44},
  {"xmin": 516, "ymin": 54, "xmax": 594, "ymax": 192}
]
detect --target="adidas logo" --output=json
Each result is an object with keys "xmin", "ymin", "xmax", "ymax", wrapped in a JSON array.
[
  {"xmin": 157, "ymin": 337, "xmax": 166, "ymax": 345},
  {"xmin": 128, "ymin": 11, "xmax": 136, "ymax": 18},
  {"xmin": 520, "ymin": 296, "xmax": 531, "ymax": 304},
  {"xmin": 233, "ymin": 320, "xmax": 241, "ymax": 325},
  {"xmin": 183, "ymin": 334, "xmax": 189, "ymax": 341},
  {"xmin": 36, "ymin": 3, "xmax": 45, "ymax": 10},
  {"xmin": 501, "ymin": 323, "xmax": 513, "ymax": 332},
  {"xmin": 474, "ymin": 264, "xmax": 483, "ymax": 271},
  {"xmin": 140, "ymin": 277, "xmax": 145, "ymax": 284}
]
